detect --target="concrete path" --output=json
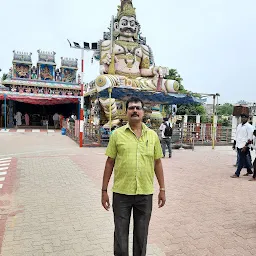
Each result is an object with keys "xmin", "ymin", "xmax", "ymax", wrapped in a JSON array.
[{"xmin": 0, "ymin": 132, "xmax": 255, "ymax": 255}]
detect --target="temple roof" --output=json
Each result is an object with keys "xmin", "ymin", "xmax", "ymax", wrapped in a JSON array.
[
  {"xmin": 13, "ymin": 51, "xmax": 32, "ymax": 65},
  {"xmin": 0, "ymin": 91, "xmax": 79, "ymax": 105},
  {"xmin": 37, "ymin": 50, "xmax": 56, "ymax": 65},
  {"xmin": 61, "ymin": 57, "xmax": 78, "ymax": 70},
  {"xmin": 2, "ymin": 78, "xmax": 80, "ymax": 90},
  {"xmin": 84, "ymin": 86, "xmax": 205, "ymax": 105}
]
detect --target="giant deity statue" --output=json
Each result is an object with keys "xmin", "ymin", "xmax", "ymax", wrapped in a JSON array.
[{"xmin": 94, "ymin": 0, "xmax": 179, "ymax": 125}]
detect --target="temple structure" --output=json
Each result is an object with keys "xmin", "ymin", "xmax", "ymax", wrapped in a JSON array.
[{"xmin": 0, "ymin": 50, "xmax": 80, "ymax": 128}]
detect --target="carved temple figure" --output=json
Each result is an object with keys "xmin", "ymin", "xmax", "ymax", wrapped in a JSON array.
[
  {"xmin": 16, "ymin": 65, "xmax": 29, "ymax": 78},
  {"xmin": 40, "ymin": 66, "xmax": 53, "ymax": 80},
  {"xmin": 63, "ymin": 69, "xmax": 75, "ymax": 83},
  {"xmin": 55, "ymin": 68, "xmax": 62, "ymax": 81},
  {"xmin": 31, "ymin": 66, "xmax": 38, "ymax": 79},
  {"xmin": 94, "ymin": 0, "xmax": 179, "ymax": 126}
]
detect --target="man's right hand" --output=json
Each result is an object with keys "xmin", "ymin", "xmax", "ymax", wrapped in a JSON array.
[
  {"xmin": 101, "ymin": 192, "xmax": 110, "ymax": 211},
  {"xmin": 241, "ymin": 146, "xmax": 247, "ymax": 153},
  {"xmin": 232, "ymin": 140, "xmax": 236, "ymax": 150}
]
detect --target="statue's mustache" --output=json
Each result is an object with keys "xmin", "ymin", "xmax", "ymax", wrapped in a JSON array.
[{"xmin": 120, "ymin": 27, "xmax": 136, "ymax": 33}]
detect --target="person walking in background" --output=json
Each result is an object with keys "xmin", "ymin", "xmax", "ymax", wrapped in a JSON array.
[
  {"xmin": 15, "ymin": 111, "xmax": 22, "ymax": 126},
  {"xmin": 249, "ymin": 129, "xmax": 256, "ymax": 181},
  {"xmin": 231, "ymin": 114, "xmax": 253, "ymax": 178},
  {"xmin": 25, "ymin": 113, "xmax": 29, "ymax": 126},
  {"xmin": 53, "ymin": 113, "xmax": 59, "ymax": 129},
  {"xmin": 101, "ymin": 97, "xmax": 166, "ymax": 256},
  {"xmin": 146, "ymin": 118, "xmax": 152, "ymax": 128},
  {"xmin": 59, "ymin": 114, "xmax": 64, "ymax": 129},
  {"xmin": 159, "ymin": 117, "xmax": 173, "ymax": 158}
]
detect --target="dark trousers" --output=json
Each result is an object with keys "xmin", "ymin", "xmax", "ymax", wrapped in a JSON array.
[
  {"xmin": 253, "ymin": 158, "xmax": 256, "ymax": 179},
  {"xmin": 235, "ymin": 148, "xmax": 252, "ymax": 177},
  {"xmin": 161, "ymin": 138, "xmax": 172, "ymax": 157},
  {"xmin": 112, "ymin": 193, "xmax": 152, "ymax": 256},
  {"xmin": 236, "ymin": 149, "xmax": 253, "ymax": 169}
]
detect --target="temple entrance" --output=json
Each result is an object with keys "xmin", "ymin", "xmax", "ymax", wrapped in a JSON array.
[{"xmin": 12, "ymin": 101, "xmax": 79, "ymax": 128}]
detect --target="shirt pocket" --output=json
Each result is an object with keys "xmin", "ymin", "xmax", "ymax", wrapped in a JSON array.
[{"xmin": 141, "ymin": 141, "xmax": 154, "ymax": 157}]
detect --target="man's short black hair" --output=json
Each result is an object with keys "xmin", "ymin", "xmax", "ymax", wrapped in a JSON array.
[{"xmin": 126, "ymin": 97, "xmax": 144, "ymax": 110}]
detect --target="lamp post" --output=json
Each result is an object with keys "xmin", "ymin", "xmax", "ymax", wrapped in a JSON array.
[{"xmin": 67, "ymin": 40, "xmax": 98, "ymax": 147}]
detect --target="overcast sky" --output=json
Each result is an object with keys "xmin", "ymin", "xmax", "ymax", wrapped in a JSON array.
[{"xmin": 0, "ymin": 0, "xmax": 255, "ymax": 104}]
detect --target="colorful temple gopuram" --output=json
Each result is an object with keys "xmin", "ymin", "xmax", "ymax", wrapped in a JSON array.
[{"xmin": 0, "ymin": 50, "xmax": 80, "ymax": 128}]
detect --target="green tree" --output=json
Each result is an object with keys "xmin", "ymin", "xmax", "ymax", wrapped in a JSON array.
[
  {"xmin": 1, "ymin": 73, "xmax": 7, "ymax": 81},
  {"xmin": 216, "ymin": 103, "xmax": 233, "ymax": 116},
  {"xmin": 165, "ymin": 69, "xmax": 185, "ymax": 91},
  {"xmin": 176, "ymin": 104, "xmax": 206, "ymax": 122}
]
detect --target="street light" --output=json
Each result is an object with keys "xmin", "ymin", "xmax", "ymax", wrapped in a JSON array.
[{"xmin": 67, "ymin": 39, "xmax": 98, "ymax": 147}]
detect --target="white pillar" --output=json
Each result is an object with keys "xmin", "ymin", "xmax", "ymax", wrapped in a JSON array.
[
  {"xmin": 183, "ymin": 114, "xmax": 188, "ymax": 126},
  {"xmin": 196, "ymin": 114, "xmax": 200, "ymax": 125}
]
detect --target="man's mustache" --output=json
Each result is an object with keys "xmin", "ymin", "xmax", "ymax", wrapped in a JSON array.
[
  {"xmin": 120, "ymin": 27, "xmax": 136, "ymax": 33},
  {"xmin": 132, "ymin": 113, "xmax": 139, "ymax": 117}
]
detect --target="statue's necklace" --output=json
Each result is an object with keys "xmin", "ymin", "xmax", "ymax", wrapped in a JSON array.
[{"xmin": 116, "ymin": 41, "xmax": 140, "ymax": 68}]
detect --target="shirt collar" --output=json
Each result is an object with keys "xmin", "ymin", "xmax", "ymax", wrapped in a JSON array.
[{"xmin": 125, "ymin": 122, "xmax": 148, "ymax": 135}]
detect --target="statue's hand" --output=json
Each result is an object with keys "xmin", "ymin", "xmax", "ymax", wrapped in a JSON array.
[
  {"xmin": 152, "ymin": 66, "xmax": 168, "ymax": 78},
  {"xmin": 101, "ymin": 53, "xmax": 112, "ymax": 65}
]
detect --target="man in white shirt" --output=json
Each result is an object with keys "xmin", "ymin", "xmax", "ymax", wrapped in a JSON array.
[
  {"xmin": 231, "ymin": 114, "xmax": 253, "ymax": 178},
  {"xmin": 159, "ymin": 118, "xmax": 172, "ymax": 158}
]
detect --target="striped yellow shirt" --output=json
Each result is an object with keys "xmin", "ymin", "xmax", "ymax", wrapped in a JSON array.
[{"xmin": 106, "ymin": 123, "xmax": 163, "ymax": 195}]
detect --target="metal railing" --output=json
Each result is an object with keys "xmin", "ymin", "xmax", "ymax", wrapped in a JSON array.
[{"xmin": 66, "ymin": 121, "xmax": 234, "ymax": 147}]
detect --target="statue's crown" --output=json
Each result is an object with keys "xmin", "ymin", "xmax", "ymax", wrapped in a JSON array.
[{"xmin": 117, "ymin": 0, "xmax": 136, "ymax": 19}]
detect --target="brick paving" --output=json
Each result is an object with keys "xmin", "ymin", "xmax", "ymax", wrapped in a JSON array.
[{"xmin": 0, "ymin": 132, "xmax": 255, "ymax": 255}]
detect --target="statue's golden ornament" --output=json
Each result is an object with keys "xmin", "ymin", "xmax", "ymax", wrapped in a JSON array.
[
  {"xmin": 141, "ymin": 57, "xmax": 150, "ymax": 69},
  {"xmin": 117, "ymin": 0, "xmax": 136, "ymax": 19},
  {"xmin": 96, "ymin": 76, "xmax": 107, "ymax": 87}
]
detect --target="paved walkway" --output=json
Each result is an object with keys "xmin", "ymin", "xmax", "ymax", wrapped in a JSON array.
[
  {"xmin": 0, "ymin": 132, "xmax": 255, "ymax": 255},
  {"xmin": 0, "ymin": 129, "xmax": 56, "ymax": 133}
]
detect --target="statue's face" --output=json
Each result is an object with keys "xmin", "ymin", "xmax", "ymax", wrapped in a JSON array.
[{"xmin": 117, "ymin": 16, "xmax": 138, "ymax": 38}]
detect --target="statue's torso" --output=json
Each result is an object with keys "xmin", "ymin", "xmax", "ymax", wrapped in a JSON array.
[{"xmin": 113, "ymin": 41, "xmax": 143, "ymax": 77}]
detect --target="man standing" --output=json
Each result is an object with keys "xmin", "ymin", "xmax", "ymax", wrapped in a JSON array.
[
  {"xmin": 159, "ymin": 117, "xmax": 172, "ymax": 158},
  {"xmin": 53, "ymin": 113, "xmax": 59, "ymax": 129},
  {"xmin": 101, "ymin": 97, "xmax": 166, "ymax": 256},
  {"xmin": 231, "ymin": 114, "xmax": 253, "ymax": 178},
  {"xmin": 15, "ymin": 111, "xmax": 22, "ymax": 126}
]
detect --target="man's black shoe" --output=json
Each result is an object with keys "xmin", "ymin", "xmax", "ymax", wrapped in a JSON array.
[{"xmin": 243, "ymin": 173, "xmax": 252, "ymax": 176}]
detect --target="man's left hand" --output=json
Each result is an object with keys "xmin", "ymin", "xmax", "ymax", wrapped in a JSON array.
[{"xmin": 158, "ymin": 191, "xmax": 166, "ymax": 208}]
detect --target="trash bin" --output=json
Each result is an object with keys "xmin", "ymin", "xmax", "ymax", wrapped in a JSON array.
[{"xmin": 61, "ymin": 128, "xmax": 66, "ymax": 135}]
